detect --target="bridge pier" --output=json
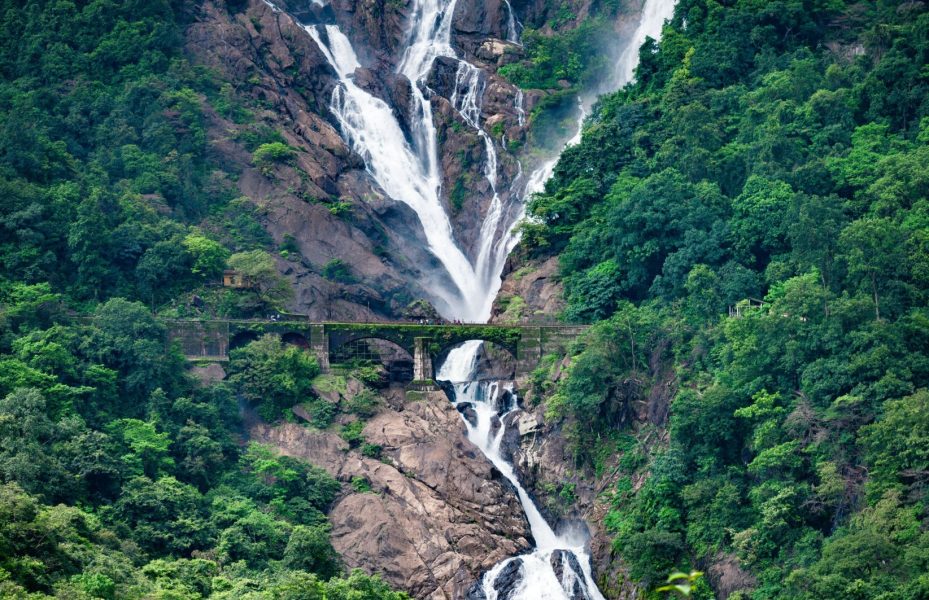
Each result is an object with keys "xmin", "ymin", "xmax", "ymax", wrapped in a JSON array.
[
  {"xmin": 309, "ymin": 324, "xmax": 330, "ymax": 373},
  {"xmin": 413, "ymin": 337, "xmax": 433, "ymax": 382}
]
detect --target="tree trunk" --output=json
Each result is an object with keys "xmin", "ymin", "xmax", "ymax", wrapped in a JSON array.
[{"xmin": 871, "ymin": 272, "xmax": 881, "ymax": 321}]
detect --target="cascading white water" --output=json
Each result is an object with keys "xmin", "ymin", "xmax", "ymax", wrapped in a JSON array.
[
  {"xmin": 269, "ymin": 0, "xmax": 674, "ymax": 323},
  {"xmin": 299, "ymin": 0, "xmax": 525, "ymax": 321},
  {"xmin": 502, "ymin": 0, "xmax": 522, "ymax": 44},
  {"xmin": 611, "ymin": 0, "xmax": 676, "ymax": 88},
  {"xmin": 304, "ymin": 24, "xmax": 480, "ymax": 317},
  {"xmin": 448, "ymin": 61, "xmax": 514, "ymax": 317},
  {"xmin": 432, "ymin": 1, "xmax": 677, "ymax": 597},
  {"xmin": 481, "ymin": 0, "xmax": 678, "ymax": 308},
  {"xmin": 397, "ymin": 0, "xmax": 457, "ymax": 180},
  {"xmin": 438, "ymin": 343, "xmax": 604, "ymax": 600}
]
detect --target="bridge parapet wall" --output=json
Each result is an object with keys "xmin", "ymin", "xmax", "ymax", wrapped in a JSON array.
[
  {"xmin": 413, "ymin": 337, "xmax": 433, "ymax": 382},
  {"xmin": 308, "ymin": 324, "xmax": 329, "ymax": 371},
  {"xmin": 514, "ymin": 326, "xmax": 588, "ymax": 376},
  {"xmin": 166, "ymin": 320, "xmax": 230, "ymax": 360}
]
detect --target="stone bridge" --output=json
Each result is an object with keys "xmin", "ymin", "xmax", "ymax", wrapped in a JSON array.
[{"xmin": 166, "ymin": 319, "xmax": 588, "ymax": 382}]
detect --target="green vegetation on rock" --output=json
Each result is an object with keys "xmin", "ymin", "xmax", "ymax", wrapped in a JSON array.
[{"xmin": 0, "ymin": 296, "xmax": 405, "ymax": 598}]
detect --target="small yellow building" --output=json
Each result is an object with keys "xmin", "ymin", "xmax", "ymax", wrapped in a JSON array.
[{"xmin": 223, "ymin": 270, "xmax": 254, "ymax": 289}]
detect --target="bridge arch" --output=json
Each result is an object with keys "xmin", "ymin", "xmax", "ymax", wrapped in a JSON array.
[
  {"xmin": 281, "ymin": 331, "xmax": 310, "ymax": 349},
  {"xmin": 328, "ymin": 336, "xmax": 415, "ymax": 384},
  {"xmin": 229, "ymin": 330, "xmax": 259, "ymax": 351},
  {"xmin": 330, "ymin": 336, "xmax": 414, "ymax": 363},
  {"xmin": 327, "ymin": 329, "xmax": 415, "ymax": 358}
]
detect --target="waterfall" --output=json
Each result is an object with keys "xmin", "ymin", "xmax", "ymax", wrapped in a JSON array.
[
  {"xmin": 396, "ymin": 0, "xmax": 522, "ymax": 321},
  {"xmin": 514, "ymin": 89, "xmax": 526, "ymax": 127},
  {"xmin": 502, "ymin": 0, "xmax": 522, "ymax": 44},
  {"xmin": 438, "ymin": 344, "xmax": 604, "ymax": 600},
  {"xmin": 270, "ymin": 0, "xmax": 673, "ymax": 323},
  {"xmin": 304, "ymin": 24, "xmax": 480, "ymax": 317},
  {"xmin": 611, "ymin": 0, "xmax": 677, "ymax": 89},
  {"xmin": 274, "ymin": 0, "xmax": 677, "ymax": 594},
  {"xmin": 299, "ymin": 0, "xmax": 525, "ymax": 321},
  {"xmin": 397, "ymin": 0, "xmax": 456, "ymax": 181},
  {"xmin": 490, "ymin": 0, "xmax": 678, "ymax": 289},
  {"xmin": 432, "ymin": 1, "xmax": 677, "ymax": 597},
  {"xmin": 449, "ymin": 60, "xmax": 514, "ymax": 318}
]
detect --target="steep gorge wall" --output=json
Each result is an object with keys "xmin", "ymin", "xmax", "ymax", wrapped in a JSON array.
[
  {"xmin": 182, "ymin": 0, "xmax": 625, "ymax": 321},
  {"xmin": 186, "ymin": 0, "xmax": 432, "ymax": 320},
  {"xmin": 183, "ymin": 1, "xmax": 656, "ymax": 596},
  {"xmin": 249, "ymin": 387, "xmax": 534, "ymax": 599}
]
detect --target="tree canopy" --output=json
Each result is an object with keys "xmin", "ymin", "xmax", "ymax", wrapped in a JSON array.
[{"xmin": 518, "ymin": 0, "xmax": 929, "ymax": 597}]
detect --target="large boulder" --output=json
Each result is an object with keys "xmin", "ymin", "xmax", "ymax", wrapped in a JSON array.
[
  {"xmin": 250, "ymin": 389, "xmax": 533, "ymax": 599},
  {"xmin": 452, "ymin": 0, "xmax": 511, "ymax": 38}
]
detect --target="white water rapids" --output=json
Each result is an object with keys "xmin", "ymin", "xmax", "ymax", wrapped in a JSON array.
[
  {"xmin": 276, "ymin": 0, "xmax": 676, "ymax": 596},
  {"xmin": 438, "ymin": 342, "xmax": 605, "ymax": 599}
]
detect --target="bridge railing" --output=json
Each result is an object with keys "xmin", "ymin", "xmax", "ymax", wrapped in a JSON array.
[{"xmin": 163, "ymin": 317, "xmax": 588, "ymax": 329}]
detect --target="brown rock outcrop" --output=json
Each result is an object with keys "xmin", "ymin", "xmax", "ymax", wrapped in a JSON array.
[
  {"xmin": 250, "ymin": 390, "xmax": 532, "ymax": 599},
  {"xmin": 491, "ymin": 255, "xmax": 566, "ymax": 322},
  {"xmin": 452, "ymin": 0, "xmax": 511, "ymax": 39}
]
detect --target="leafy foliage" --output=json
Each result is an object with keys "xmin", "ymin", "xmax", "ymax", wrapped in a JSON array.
[
  {"xmin": 227, "ymin": 250, "xmax": 294, "ymax": 311},
  {"xmin": 523, "ymin": 0, "xmax": 929, "ymax": 596},
  {"xmin": 0, "ymin": 295, "xmax": 402, "ymax": 598},
  {"xmin": 499, "ymin": 19, "xmax": 613, "ymax": 90},
  {"xmin": 0, "ymin": 2, "xmax": 405, "ymax": 597},
  {"xmin": 227, "ymin": 334, "xmax": 321, "ymax": 422}
]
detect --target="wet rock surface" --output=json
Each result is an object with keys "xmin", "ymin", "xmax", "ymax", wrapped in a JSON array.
[
  {"xmin": 497, "ymin": 361, "xmax": 661, "ymax": 599},
  {"xmin": 551, "ymin": 550, "xmax": 593, "ymax": 600},
  {"xmin": 490, "ymin": 558, "xmax": 524, "ymax": 600},
  {"xmin": 455, "ymin": 401, "xmax": 479, "ymax": 428},
  {"xmin": 249, "ymin": 389, "xmax": 532, "ymax": 599},
  {"xmin": 452, "ymin": 0, "xmax": 512, "ymax": 38}
]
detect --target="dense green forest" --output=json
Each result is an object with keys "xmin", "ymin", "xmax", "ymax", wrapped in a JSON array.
[
  {"xmin": 519, "ymin": 0, "xmax": 929, "ymax": 597},
  {"xmin": 0, "ymin": 0, "xmax": 405, "ymax": 597}
]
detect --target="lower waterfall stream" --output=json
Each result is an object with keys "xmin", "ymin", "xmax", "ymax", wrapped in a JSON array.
[
  {"xmin": 431, "ymin": 1, "xmax": 675, "ymax": 590},
  {"xmin": 438, "ymin": 341, "xmax": 605, "ymax": 599}
]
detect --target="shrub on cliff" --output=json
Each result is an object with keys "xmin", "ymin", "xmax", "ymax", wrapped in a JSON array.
[
  {"xmin": 253, "ymin": 141, "xmax": 296, "ymax": 175},
  {"xmin": 227, "ymin": 250, "xmax": 293, "ymax": 311},
  {"xmin": 227, "ymin": 334, "xmax": 321, "ymax": 422}
]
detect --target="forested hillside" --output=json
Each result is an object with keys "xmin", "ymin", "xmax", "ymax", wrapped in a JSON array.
[
  {"xmin": 4, "ymin": 0, "xmax": 929, "ymax": 597},
  {"xmin": 518, "ymin": 0, "xmax": 929, "ymax": 597},
  {"xmin": 0, "ymin": 1, "xmax": 406, "ymax": 597}
]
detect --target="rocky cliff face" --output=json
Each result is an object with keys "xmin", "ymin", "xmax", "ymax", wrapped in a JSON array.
[
  {"xmin": 185, "ymin": 1, "xmax": 423, "ymax": 320},
  {"xmin": 500, "ymin": 404, "xmax": 641, "ymax": 599},
  {"xmin": 183, "ymin": 0, "xmax": 546, "ymax": 319},
  {"xmin": 250, "ymin": 388, "xmax": 532, "ymax": 599},
  {"xmin": 484, "ymin": 339, "xmax": 678, "ymax": 599},
  {"xmin": 491, "ymin": 255, "xmax": 566, "ymax": 322}
]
